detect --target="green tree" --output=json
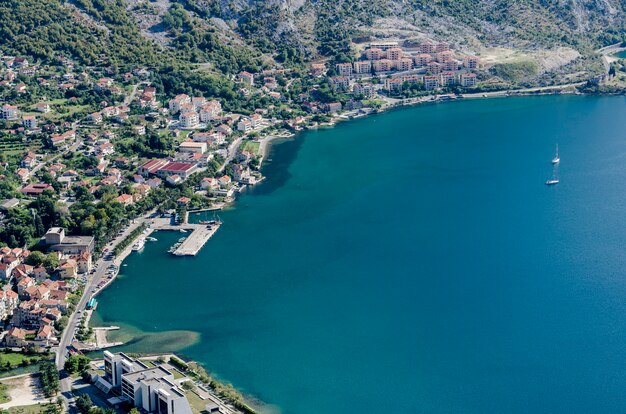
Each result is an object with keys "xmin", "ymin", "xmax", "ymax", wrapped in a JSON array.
[
  {"xmin": 25, "ymin": 251, "xmax": 45, "ymax": 267},
  {"xmin": 75, "ymin": 394, "xmax": 93, "ymax": 414},
  {"xmin": 42, "ymin": 253, "xmax": 59, "ymax": 272}
]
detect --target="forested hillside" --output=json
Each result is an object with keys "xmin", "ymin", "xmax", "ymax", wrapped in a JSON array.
[{"xmin": 0, "ymin": 0, "xmax": 625, "ymax": 89}]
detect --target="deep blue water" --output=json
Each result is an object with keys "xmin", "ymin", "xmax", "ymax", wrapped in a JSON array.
[{"xmin": 95, "ymin": 95, "xmax": 626, "ymax": 413}]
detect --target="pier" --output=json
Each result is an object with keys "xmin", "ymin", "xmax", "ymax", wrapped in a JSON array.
[{"xmin": 151, "ymin": 220, "xmax": 221, "ymax": 256}]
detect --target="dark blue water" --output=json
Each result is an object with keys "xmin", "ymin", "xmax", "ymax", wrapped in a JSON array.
[{"xmin": 96, "ymin": 95, "xmax": 626, "ymax": 413}]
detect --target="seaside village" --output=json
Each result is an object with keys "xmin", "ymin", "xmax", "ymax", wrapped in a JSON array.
[
  {"xmin": 0, "ymin": 36, "xmax": 486, "ymax": 352},
  {"xmin": 0, "ymin": 227, "xmax": 93, "ymax": 349},
  {"xmin": 0, "ymin": 38, "xmax": 486, "ymax": 413}
]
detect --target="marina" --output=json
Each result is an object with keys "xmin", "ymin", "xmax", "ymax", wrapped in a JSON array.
[{"xmin": 149, "ymin": 219, "xmax": 222, "ymax": 256}]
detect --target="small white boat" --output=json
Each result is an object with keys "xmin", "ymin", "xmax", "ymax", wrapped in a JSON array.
[
  {"xmin": 551, "ymin": 144, "xmax": 560, "ymax": 164},
  {"xmin": 545, "ymin": 179, "xmax": 559, "ymax": 185},
  {"xmin": 146, "ymin": 237, "xmax": 157, "ymax": 242},
  {"xmin": 132, "ymin": 238, "xmax": 146, "ymax": 251}
]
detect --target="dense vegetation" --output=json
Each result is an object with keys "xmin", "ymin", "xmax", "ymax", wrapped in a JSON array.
[
  {"xmin": 39, "ymin": 359, "xmax": 60, "ymax": 397},
  {"xmin": 0, "ymin": 0, "xmax": 160, "ymax": 67},
  {"xmin": 64, "ymin": 354, "xmax": 91, "ymax": 374}
]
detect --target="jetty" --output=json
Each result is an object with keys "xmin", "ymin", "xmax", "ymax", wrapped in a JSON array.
[{"xmin": 151, "ymin": 220, "xmax": 222, "ymax": 256}]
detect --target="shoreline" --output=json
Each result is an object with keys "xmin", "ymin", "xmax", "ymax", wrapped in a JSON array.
[{"xmin": 88, "ymin": 86, "xmax": 599, "ymax": 412}]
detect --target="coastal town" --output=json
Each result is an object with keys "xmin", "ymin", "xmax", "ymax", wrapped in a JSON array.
[{"xmin": 0, "ymin": 31, "xmax": 616, "ymax": 413}]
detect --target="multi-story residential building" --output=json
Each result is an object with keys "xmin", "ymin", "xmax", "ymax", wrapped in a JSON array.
[
  {"xmin": 427, "ymin": 61, "xmax": 442, "ymax": 75},
  {"xmin": 352, "ymin": 83, "xmax": 376, "ymax": 98},
  {"xmin": 397, "ymin": 74, "xmax": 421, "ymax": 85},
  {"xmin": 386, "ymin": 47, "xmax": 404, "ymax": 60},
  {"xmin": 22, "ymin": 116, "xmax": 37, "ymax": 130},
  {"xmin": 250, "ymin": 113, "xmax": 263, "ymax": 128},
  {"xmin": 0, "ymin": 290, "xmax": 18, "ymax": 320},
  {"xmin": 330, "ymin": 76, "xmax": 350, "ymax": 90},
  {"xmin": 199, "ymin": 100, "xmax": 222, "ymax": 122},
  {"xmin": 395, "ymin": 58, "xmax": 413, "ymax": 72},
  {"xmin": 76, "ymin": 252, "xmax": 92, "ymax": 274},
  {"xmin": 424, "ymin": 75, "xmax": 440, "ymax": 90},
  {"xmin": 353, "ymin": 61, "xmax": 372, "ymax": 74},
  {"xmin": 440, "ymin": 72, "xmax": 456, "ymax": 87},
  {"xmin": 460, "ymin": 72, "xmax": 478, "ymax": 87},
  {"xmin": 168, "ymin": 94, "xmax": 191, "ymax": 113},
  {"xmin": 414, "ymin": 54, "xmax": 432, "ymax": 67},
  {"xmin": 238, "ymin": 119, "xmax": 252, "ymax": 133},
  {"xmin": 179, "ymin": 112, "xmax": 199, "ymax": 129},
  {"xmin": 384, "ymin": 78, "xmax": 404, "ymax": 93},
  {"xmin": 437, "ymin": 50, "xmax": 454, "ymax": 63},
  {"xmin": 372, "ymin": 59, "xmax": 394, "ymax": 72},
  {"xmin": 179, "ymin": 103, "xmax": 195, "ymax": 114},
  {"xmin": 191, "ymin": 97, "xmax": 207, "ymax": 110},
  {"xmin": 57, "ymin": 259, "xmax": 78, "ymax": 279},
  {"xmin": 335, "ymin": 63, "xmax": 353, "ymax": 76},
  {"xmin": 464, "ymin": 56, "xmax": 480, "ymax": 69},
  {"xmin": 442, "ymin": 60, "xmax": 460, "ymax": 71},
  {"xmin": 0, "ymin": 104, "xmax": 19, "ymax": 120},
  {"xmin": 365, "ymin": 48, "xmax": 384, "ymax": 61},
  {"xmin": 436, "ymin": 42, "xmax": 450, "ymax": 52},
  {"xmin": 419, "ymin": 41, "xmax": 436, "ymax": 54}
]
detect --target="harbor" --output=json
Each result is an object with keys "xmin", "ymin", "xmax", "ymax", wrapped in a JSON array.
[{"xmin": 149, "ymin": 216, "xmax": 222, "ymax": 256}]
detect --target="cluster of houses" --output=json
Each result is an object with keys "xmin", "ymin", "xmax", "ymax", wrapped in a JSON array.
[
  {"xmin": 168, "ymin": 94, "xmax": 223, "ymax": 129},
  {"xmin": 237, "ymin": 69, "xmax": 288, "ymax": 101},
  {"xmin": 0, "ymin": 229, "xmax": 94, "ymax": 348},
  {"xmin": 0, "ymin": 53, "xmax": 155, "ymax": 136}
]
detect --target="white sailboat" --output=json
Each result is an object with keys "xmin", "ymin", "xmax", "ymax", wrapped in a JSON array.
[
  {"xmin": 546, "ymin": 166, "xmax": 559, "ymax": 186},
  {"xmin": 551, "ymin": 144, "xmax": 560, "ymax": 164}
]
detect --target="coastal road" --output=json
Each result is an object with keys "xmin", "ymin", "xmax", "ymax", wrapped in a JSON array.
[
  {"xmin": 56, "ymin": 214, "xmax": 156, "ymax": 409},
  {"xmin": 217, "ymin": 137, "xmax": 244, "ymax": 173}
]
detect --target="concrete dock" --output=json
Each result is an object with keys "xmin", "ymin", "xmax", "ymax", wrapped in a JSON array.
[
  {"xmin": 151, "ymin": 221, "xmax": 221, "ymax": 256},
  {"xmin": 173, "ymin": 223, "xmax": 221, "ymax": 256}
]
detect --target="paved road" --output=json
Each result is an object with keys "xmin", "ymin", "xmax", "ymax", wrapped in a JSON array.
[
  {"xmin": 31, "ymin": 137, "xmax": 82, "ymax": 176},
  {"xmin": 217, "ymin": 137, "xmax": 243, "ymax": 173},
  {"xmin": 123, "ymin": 82, "xmax": 145, "ymax": 106},
  {"xmin": 56, "ymin": 215, "xmax": 154, "ymax": 410}
]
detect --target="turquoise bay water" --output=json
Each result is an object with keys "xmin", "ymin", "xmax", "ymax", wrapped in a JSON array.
[{"xmin": 95, "ymin": 96, "xmax": 626, "ymax": 413}]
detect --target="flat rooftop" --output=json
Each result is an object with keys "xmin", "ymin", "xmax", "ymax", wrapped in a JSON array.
[{"xmin": 123, "ymin": 366, "xmax": 172, "ymax": 383}]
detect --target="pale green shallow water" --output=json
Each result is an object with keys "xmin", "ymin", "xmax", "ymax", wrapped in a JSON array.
[{"xmin": 95, "ymin": 95, "xmax": 626, "ymax": 413}]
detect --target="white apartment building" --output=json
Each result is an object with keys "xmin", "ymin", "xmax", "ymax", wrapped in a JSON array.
[
  {"xmin": 335, "ymin": 63, "xmax": 353, "ymax": 76},
  {"xmin": 0, "ymin": 104, "xmax": 19, "ymax": 120}
]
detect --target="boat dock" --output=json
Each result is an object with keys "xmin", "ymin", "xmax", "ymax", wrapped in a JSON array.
[{"xmin": 151, "ymin": 221, "xmax": 221, "ymax": 256}]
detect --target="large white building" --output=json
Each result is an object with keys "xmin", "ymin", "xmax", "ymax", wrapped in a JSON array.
[
  {"xmin": 103, "ymin": 352, "xmax": 193, "ymax": 414},
  {"xmin": 168, "ymin": 94, "xmax": 191, "ymax": 113}
]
